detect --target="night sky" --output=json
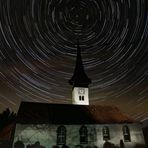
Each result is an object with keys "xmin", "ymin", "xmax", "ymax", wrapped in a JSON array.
[{"xmin": 0, "ymin": 0, "xmax": 148, "ymax": 121}]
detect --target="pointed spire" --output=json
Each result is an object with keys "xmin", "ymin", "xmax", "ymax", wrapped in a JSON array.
[{"xmin": 69, "ymin": 40, "xmax": 91, "ymax": 87}]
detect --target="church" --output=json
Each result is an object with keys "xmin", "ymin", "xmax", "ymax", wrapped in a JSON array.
[{"xmin": 13, "ymin": 42, "xmax": 145, "ymax": 148}]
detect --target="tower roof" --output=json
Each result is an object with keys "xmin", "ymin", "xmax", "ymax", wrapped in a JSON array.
[{"xmin": 69, "ymin": 40, "xmax": 91, "ymax": 87}]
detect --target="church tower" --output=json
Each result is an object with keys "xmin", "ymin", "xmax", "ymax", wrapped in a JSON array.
[{"xmin": 69, "ymin": 40, "xmax": 91, "ymax": 105}]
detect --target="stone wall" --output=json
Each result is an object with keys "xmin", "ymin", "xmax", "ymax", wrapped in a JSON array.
[{"xmin": 13, "ymin": 123, "xmax": 145, "ymax": 148}]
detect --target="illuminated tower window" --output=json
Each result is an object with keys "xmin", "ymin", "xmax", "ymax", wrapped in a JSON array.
[
  {"xmin": 79, "ymin": 96, "xmax": 84, "ymax": 101},
  {"xmin": 123, "ymin": 125, "xmax": 131, "ymax": 142},
  {"xmin": 57, "ymin": 126, "xmax": 66, "ymax": 145},
  {"xmin": 102, "ymin": 126, "xmax": 110, "ymax": 140},
  {"xmin": 79, "ymin": 125, "xmax": 88, "ymax": 144}
]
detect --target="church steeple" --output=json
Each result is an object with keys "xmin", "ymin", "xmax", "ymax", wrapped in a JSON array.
[
  {"xmin": 69, "ymin": 40, "xmax": 91, "ymax": 105},
  {"xmin": 69, "ymin": 40, "xmax": 91, "ymax": 87}
]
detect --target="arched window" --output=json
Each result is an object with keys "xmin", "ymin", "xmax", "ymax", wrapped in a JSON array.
[
  {"xmin": 123, "ymin": 125, "xmax": 131, "ymax": 142},
  {"xmin": 79, "ymin": 125, "xmax": 88, "ymax": 144},
  {"xmin": 102, "ymin": 126, "xmax": 110, "ymax": 140},
  {"xmin": 57, "ymin": 126, "xmax": 66, "ymax": 145},
  {"xmin": 89, "ymin": 128, "xmax": 97, "ymax": 142}
]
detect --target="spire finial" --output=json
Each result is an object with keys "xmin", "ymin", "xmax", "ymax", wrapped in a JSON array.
[{"xmin": 76, "ymin": 38, "xmax": 81, "ymax": 59}]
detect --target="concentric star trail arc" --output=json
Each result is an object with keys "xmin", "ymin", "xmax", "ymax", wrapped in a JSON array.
[{"xmin": 0, "ymin": 0, "xmax": 148, "ymax": 121}]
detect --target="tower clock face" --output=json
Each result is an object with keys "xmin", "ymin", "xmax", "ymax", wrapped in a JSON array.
[{"xmin": 78, "ymin": 88, "xmax": 85, "ymax": 95}]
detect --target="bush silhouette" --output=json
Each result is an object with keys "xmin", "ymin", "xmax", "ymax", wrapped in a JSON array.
[{"xmin": 14, "ymin": 141, "xmax": 25, "ymax": 148}]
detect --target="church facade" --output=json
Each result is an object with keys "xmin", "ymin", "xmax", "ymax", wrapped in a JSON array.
[
  {"xmin": 13, "ymin": 122, "xmax": 144, "ymax": 148},
  {"xmin": 13, "ymin": 42, "xmax": 145, "ymax": 148}
]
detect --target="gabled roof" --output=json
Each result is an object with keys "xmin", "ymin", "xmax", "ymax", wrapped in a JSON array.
[
  {"xmin": 69, "ymin": 40, "xmax": 91, "ymax": 87},
  {"xmin": 16, "ymin": 102, "xmax": 133, "ymax": 124}
]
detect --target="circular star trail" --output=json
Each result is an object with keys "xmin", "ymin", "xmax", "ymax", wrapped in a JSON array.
[{"xmin": 0, "ymin": 0, "xmax": 148, "ymax": 121}]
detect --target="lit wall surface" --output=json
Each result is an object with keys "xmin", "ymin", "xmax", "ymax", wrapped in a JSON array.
[{"xmin": 13, "ymin": 123, "xmax": 145, "ymax": 148}]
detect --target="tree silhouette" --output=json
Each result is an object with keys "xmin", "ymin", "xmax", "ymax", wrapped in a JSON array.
[{"xmin": 0, "ymin": 108, "xmax": 16, "ymax": 130}]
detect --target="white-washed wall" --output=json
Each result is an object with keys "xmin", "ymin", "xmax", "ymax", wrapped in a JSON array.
[{"xmin": 13, "ymin": 123, "xmax": 145, "ymax": 148}]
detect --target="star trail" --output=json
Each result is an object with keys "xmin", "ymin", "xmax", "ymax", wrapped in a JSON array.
[{"xmin": 0, "ymin": 0, "xmax": 148, "ymax": 121}]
